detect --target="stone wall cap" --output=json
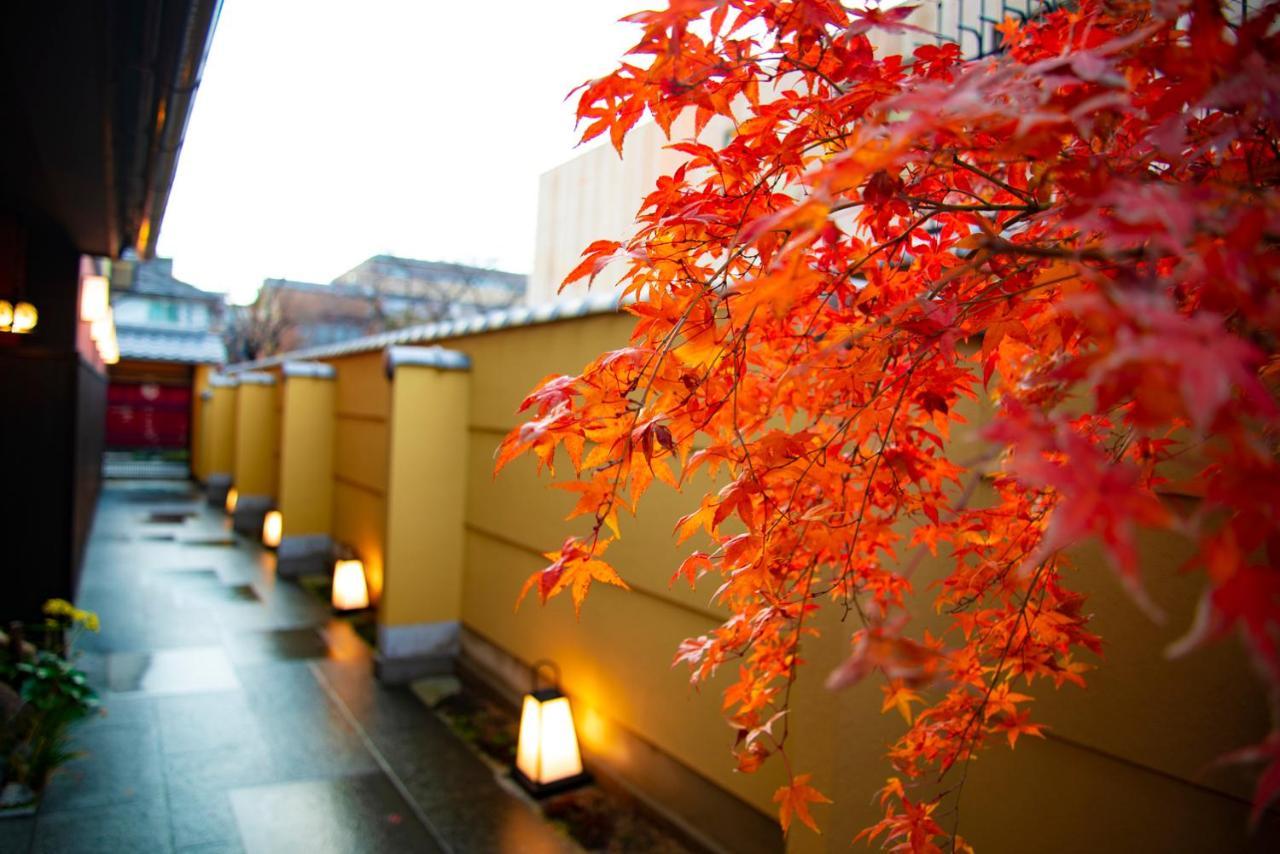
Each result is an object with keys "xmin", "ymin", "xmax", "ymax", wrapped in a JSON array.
[
  {"xmin": 384, "ymin": 345, "xmax": 471, "ymax": 378},
  {"xmin": 282, "ymin": 361, "xmax": 336, "ymax": 380},
  {"xmin": 237, "ymin": 371, "xmax": 277, "ymax": 386}
]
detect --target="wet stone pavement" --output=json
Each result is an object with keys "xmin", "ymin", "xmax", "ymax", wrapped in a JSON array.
[{"xmin": 1, "ymin": 480, "xmax": 576, "ymax": 854}]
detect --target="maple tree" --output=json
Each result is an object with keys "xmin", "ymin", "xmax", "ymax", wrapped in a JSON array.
[{"xmin": 497, "ymin": 0, "xmax": 1280, "ymax": 848}]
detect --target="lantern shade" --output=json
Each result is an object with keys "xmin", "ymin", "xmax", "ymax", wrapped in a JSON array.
[
  {"xmin": 332, "ymin": 559, "xmax": 369, "ymax": 611},
  {"xmin": 11, "ymin": 302, "xmax": 37, "ymax": 334},
  {"xmin": 262, "ymin": 510, "xmax": 283, "ymax": 548},
  {"xmin": 81, "ymin": 275, "xmax": 109, "ymax": 322},
  {"xmin": 90, "ymin": 306, "xmax": 113, "ymax": 342},
  {"xmin": 225, "ymin": 488, "xmax": 238, "ymax": 514},
  {"xmin": 513, "ymin": 688, "xmax": 588, "ymax": 796}
]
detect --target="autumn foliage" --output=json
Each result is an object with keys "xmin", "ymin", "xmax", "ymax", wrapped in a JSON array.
[{"xmin": 497, "ymin": 1, "xmax": 1280, "ymax": 848}]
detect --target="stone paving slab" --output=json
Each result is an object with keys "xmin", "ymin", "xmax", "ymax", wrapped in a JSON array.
[{"xmin": 5, "ymin": 479, "xmax": 578, "ymax": 854}]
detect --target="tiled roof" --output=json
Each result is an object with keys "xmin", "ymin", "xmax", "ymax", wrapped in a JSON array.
[
  {"xmin": 262, "ymin": 278, "xmax": 371, "ymax": 298},
  {"xmin": 224, "ymin": 291, "xmax": 627, "ymax": 373},
  {"xmin": 344, "ymin": 255, "xmax": 528, "ymax": 291},
  {"xmin": 131, "ymin": 261, "xmax": 223, "ymax": 302},
  {"xmin": 117, "ymin": 326, "xmax": 226, "ymax": 364}
]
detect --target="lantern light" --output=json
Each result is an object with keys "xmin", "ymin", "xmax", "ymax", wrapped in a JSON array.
[
  {"xmin": 98, "ymin": 330, "xmax": 120, "ymax": 365},
  {"xmin": 1, "ymin": 301, "xmax": 38, "ymax": 334},
  {"xmin": 332, "ymin": 559, "xmax": 369, "ymax": 611},
  {"xmin": 90, "ymin": 306, "xmax": 114, "ymax": 342},
  {"xmin": 80, "ymin": 275, "xmax": 110, "ymax": 323},
  {"xmin": 225, "ymin": 487, "xmax": 238, "ymax": 515},
  {"xmin": 12, "ymin": 302, "xmax": 37, "ymax": 333},
  {"xmin": 513, "ymin": 660, "xmax": 589, "ymax": 797},
  {"xmin": 262, "ymin": 510, "xmax": 283, "ymax": 549}
]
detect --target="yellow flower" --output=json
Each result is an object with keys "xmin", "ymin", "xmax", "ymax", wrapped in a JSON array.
[
  {"xmin": 42, "ymin": 598, "xmax": 74, "ymax": 618},
  {"xmin": 39, "ymin": 598, "xmax": 100, "ymax": 631}
]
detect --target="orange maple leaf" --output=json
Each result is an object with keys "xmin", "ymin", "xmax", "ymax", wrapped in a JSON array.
[{"xmin": 773, "ymin": 774, "xmax": 831, "ymax": 834}]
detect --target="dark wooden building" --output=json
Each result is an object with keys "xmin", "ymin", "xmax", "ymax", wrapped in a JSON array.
[{"xmin": 1, "ymin": 1, "xmax": 222, "ymax": 622}]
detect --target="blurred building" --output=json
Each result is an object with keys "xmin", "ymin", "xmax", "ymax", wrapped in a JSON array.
[
  {"xmin": 0, "ymin": 0, "xmax": 221, "ymax": 622},
  {"xmin": 233, "ymin": 256, "xmax": 527, "ymax": 360},
  {"xmin": 233, "ymin": 278, "xmax": 378, "ymax": 359},
  {"xmin": 103, "ymin": 257, "xmax": 225, "ymax": 470},
  {"xmin": 528, "ymin": 1, "xmax": 1056, "ymax": 304},
  {"xmin": 333, "ymin": 254, "xmax": 526, "ymax": 322}
]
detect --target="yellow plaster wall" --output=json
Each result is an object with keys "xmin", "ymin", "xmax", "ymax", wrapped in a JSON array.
[
  {"xmin": 429, "ymin": 313, "xmax": 1274, "ymax": 849},
  {"xmin": 382, "ymin": 366, "xmax": 469, "ymax": 628},
  {"xmin": 278, "ymin": 374, "xmax": 335, "ymax": 537},
  {"xmin": 232, "ymin": 381, "xmax": 278, "ymax": 498},
  {"xmin": 437, "ymin": 315, "xmax": 783, "ymax": 812},
  {"xmin": 331, "ymin": 352, "xmax": 390, "ymax": 602},
  {"xmin": 212, "ymin": 308, "xmax": 1276, "ymax": 850},
  {"xmin": 207, "ymin": 384, "xmax": 236, "ymax": 477},
  {"xmin": 271, "ymin": 369, "xmax": 283, "ymax": 496},
  {"xmin": 190, "ymin": 364, "xmax": 213, "ymax": 481}
]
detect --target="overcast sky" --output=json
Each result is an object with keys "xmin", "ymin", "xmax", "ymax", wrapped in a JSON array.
[{"xmin": 157, "ymin": 0, "xmax": 640, "ymax": 303}]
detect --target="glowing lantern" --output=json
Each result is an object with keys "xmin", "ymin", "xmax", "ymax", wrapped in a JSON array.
[
  {"xmin": 262, "ymin": 510, "xmax": 283, "ymax": 548},
  {"xmin": 90, "ymin": 306, "xmax": 114, "ymax": 342},
  {"xmin": 513, "ymin": 660, "xmax": 589, "ymax": 796},
  {"xmin": 81, "ymin": 275, "xmax": 109, "ymax": 323},
  {"xmin": 13, "ymin": 302, "xmax": 37, "ymax": 333},
  {"xmin": 98, "ymin": 329, "xmax": 120, "ymax": 365},
  {"xmin": 2, "ymin": 301, "xmax": 38, "ymax": 334},
  {"xmin": 225, "ymin": 488, "xmax": 238, "ymax": 514},
  {"xmin": 332, "ymin": 559, "xmax": 369, "ymax": 611}
]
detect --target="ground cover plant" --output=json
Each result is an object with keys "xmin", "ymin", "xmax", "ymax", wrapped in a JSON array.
[{"xmin": 0, "ymin": 600, "xmax": 99, "ymax": 811}]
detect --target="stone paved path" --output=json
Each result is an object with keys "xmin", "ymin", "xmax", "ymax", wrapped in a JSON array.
[{"xmin": 0, "ymin": 480, "xmax": 575, "ymax": 854}]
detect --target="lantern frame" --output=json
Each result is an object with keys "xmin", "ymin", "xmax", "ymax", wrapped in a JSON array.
[{"xmin": 512, "ymin": 659, "xmax": 590, "ymax": 797}]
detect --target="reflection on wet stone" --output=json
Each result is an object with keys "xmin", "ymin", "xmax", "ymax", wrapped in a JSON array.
[
  {"xmin": 23, "ymin": 481, "xmax": 575, "ymax": 854},
  {"xmin": 105, "ymin": 647, "xmax": 240, "ymax": 694},
  {"xmin": 229, "ymin": 775, "xmax": 443, "ymax": 854},
  {"xmin": 226, "ymin": 628, "xmax": 331, "ymax": 664}
]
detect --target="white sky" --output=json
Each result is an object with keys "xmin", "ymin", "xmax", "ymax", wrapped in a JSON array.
[{"xmin": 157, "ymin": 0, "xmax": 640, "ymax": 304}]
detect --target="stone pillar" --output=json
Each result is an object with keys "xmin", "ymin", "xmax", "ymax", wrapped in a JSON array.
[
  {"xmin": 375, "ymin": 345, "xmax": 470, "ymax": 683},
  {"xmin": 230, "ymin": 371, "xmax": 278, "ymax": 537},
  {"xmin": 275, "ymin": 361, "xmax": 336, "ymax": 578},
  {"xmin": 204, "ymin": 375, "xmax": 237, "ymax": 507}
]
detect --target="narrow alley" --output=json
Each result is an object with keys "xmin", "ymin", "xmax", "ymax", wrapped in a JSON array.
[{"xmin": 0, "ymin": 480, "xmax": 572, "ymax": 854}]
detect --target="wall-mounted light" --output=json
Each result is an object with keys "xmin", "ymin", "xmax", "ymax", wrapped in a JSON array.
[
  {"xmin": 513, "ymin": 660, "xmax": 589, "ymax": 797},
  {"xmin": 0, "ymin": 300, "xmax": 38, "ymax": 334},
  {"xmin": 80, "ymin": 275, "xmax": 109, "ymax": 323},
  {"xmin": 90, "ymin": 306, "xmax": 113, "ymax": 342},
  {"xmin": 225, "ymin": 487, "xmax": 239, "ymax": 515},
  {"xmin": 98, "ymin": 329, "xmax": 120, "ymax": 365},
  {"xmin": 332, "ymin": 559, "xmax": 369, "ymax": 611},
  {"xmin": 262, "ymin": 510, "xmax": 283, "ymax": 549}
]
